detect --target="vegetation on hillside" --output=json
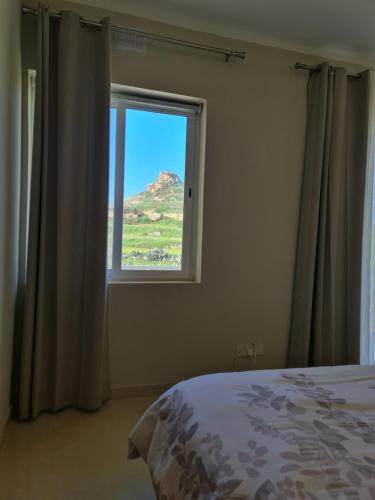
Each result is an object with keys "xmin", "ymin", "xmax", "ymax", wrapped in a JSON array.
[{"xmin": 108, "ymin": 172, "xmax": 184, "ymax": 269}]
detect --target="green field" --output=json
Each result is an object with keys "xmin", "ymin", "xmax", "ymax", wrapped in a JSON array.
[{"xmin": 107, "ymin": 179, "xmax": 184, "ymax": 269}]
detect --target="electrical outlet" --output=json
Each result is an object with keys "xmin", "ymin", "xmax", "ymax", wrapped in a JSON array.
[
  {"xmin": 236, "ymin": 343, "xmax": 264, "ymax": 357},
  {"xmin": 236, "ymin": 344, "xmax": 254, "ymax": 357}
]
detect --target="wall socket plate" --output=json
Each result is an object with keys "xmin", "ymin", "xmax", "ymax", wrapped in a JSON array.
[{"xmin": 236, "ymin": 343, "xmax": 264, "ymax": 358}]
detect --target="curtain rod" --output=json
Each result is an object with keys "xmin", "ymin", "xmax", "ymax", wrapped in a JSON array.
[
  {"xmin": 295, "ymin": 62, "xmax": 361, "ymax": 79},
  {"xmin": 22, "ymin": 5, "xmax": 246, "ymax": 62}
]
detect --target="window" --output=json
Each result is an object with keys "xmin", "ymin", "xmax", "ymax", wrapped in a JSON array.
[{"xmin": 108, "ymin": 90, "xmax": 204, "ymax": 282}]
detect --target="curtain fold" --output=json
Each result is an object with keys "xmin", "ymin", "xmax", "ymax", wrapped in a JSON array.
[
  {"xmin": 14, "ymin": 5, "xmax": 111, "ymax": 420},
  {"xmin": 288, "ymin": 63, "xmax": 370, "ymax": 368}
]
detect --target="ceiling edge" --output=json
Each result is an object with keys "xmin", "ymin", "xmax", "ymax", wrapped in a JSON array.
[{"xmin": 72, "ymin": 0, "xmax": 375, "ymax": 68}]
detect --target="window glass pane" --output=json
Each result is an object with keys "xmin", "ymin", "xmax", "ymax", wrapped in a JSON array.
[
  {"xmin": 122, "ymin": 109, "xmax": 187, "ymax": 270},
  {"xmin": 107, "ymin": 107, "xmax": 117, "ymax": 268}
]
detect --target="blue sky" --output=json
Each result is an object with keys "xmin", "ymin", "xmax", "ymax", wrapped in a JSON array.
[{"xmin": 109, "ymin": 108, "xmax": 187, "ymax": 204}]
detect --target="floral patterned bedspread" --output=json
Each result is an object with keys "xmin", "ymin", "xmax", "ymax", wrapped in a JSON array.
[{"xmin": 128, "ymin": 365, "xmax": 375, "ymax": 499}]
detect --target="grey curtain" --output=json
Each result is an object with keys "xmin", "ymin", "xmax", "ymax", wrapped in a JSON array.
[
  {"xmin": 14, "ymin": 6, "xmax": 111, "ymax": 419},
  {"xmin": 288, "ymin": 63, "xmax": 370, "ymax": 368}
]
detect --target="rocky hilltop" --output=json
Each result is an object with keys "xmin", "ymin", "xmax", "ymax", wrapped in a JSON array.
[
  {"xmin": 122, "ymin": 171, "xmax": 184, "ymax": 224},
  {"xmin": 146, "ymin": 171, "xmax": 182, "ymax": 193}
]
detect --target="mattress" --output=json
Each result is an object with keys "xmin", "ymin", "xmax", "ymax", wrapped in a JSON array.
[{"xmin": 128, "ymin": 365, "xmax": 375, "ymax": 499}]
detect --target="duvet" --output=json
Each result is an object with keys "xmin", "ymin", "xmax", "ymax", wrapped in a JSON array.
[{"xmin": 128, "ymin": 365, "xmax": 375, "ymax": 499}]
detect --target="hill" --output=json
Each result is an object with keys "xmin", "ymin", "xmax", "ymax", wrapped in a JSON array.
[
  {"xmin": 121, "ymin": 172, "xmax": 184, "ymax": 267},
  {"xmin": 125, "ymin": 171, "xmax": 184, "ymax": 221}
]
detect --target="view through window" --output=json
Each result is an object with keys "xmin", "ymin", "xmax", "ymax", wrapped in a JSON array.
[
  {"xmin": 122, "ymin": 109, "xmax": 187, "ymax": 269},
  {"xmin": 108, "ymin": 93, "xmax": 202, "ymax": 281}
]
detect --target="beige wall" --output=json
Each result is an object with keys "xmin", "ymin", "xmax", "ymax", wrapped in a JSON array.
[
  {"xmin": 0, "ymin": 0, "xmax": 21, "ymax": 439},
  {"xmin": 24, "ymin": 1, "xmax": 364, "ymax": 392},
  {"xmin": 109, "ymin": 37, "xmax": 308, "ymax": 388}
]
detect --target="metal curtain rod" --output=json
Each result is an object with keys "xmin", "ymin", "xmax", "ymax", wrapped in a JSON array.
[
  {"xmin": 295, "ymin": 62, "xmax": 361, "ymax": 79},
  {"xmin": 22, "ymin": 5, "xmax": 246, "ymax": 61}
]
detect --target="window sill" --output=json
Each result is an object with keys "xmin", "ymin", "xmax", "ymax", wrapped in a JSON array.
[{"xmin": 108, "ymin": 279, "xmax": 201, "ymax": 285}]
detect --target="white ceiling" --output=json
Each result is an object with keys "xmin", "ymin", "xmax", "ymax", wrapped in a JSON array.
[{"xmin": 74, "ymin": 0, "xmax": 375, "ymax": 66}]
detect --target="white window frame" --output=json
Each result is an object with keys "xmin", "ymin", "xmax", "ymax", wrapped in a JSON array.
[{"xmin": 108, "ymin": 87, "xmax": 205, "ymax": 283}]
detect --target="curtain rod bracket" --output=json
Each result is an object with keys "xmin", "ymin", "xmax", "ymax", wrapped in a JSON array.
[{"xmin": 295, "ymin": 62, "xmax": 361, "ymax": 79}]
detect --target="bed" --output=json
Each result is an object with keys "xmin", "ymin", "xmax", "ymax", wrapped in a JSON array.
[{"xmin": 128, "ymin": 365, "xmax": 375, "ymax": 499}]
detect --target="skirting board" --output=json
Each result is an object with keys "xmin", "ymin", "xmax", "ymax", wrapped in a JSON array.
[
  {"xmin": 111, "ymin": 382, "xmax": 176, "ymax": 400},
  {"xmin": 0, "ymin": 406, "xmax": 11, "ymax": 450}
]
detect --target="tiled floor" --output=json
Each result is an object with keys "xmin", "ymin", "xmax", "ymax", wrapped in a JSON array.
[{"xmin": 0, "ymin": 397, "xmax": 156, "ymax": 500}]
